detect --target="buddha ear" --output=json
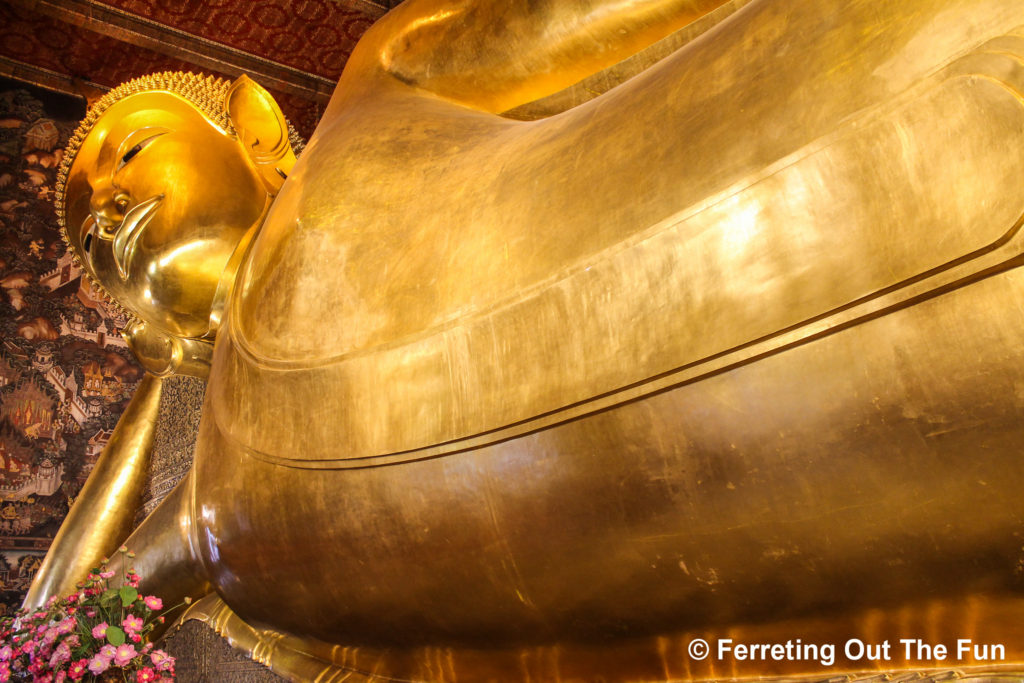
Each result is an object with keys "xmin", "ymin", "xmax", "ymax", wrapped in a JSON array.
[{"xmin": 225, "ymin": 75, "xmax": 297, "ymax": 194}]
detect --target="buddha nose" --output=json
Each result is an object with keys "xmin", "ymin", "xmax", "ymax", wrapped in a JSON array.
[{"xmin": 89, "ymin": 183, "xmax": 130, "ymax": 237}]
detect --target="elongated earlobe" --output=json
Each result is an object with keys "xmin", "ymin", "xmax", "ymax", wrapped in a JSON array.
[
  {"xmin": 225, "ymin": 75, "xmax": 297, "ymax": 194},
  {"xmin": 122, "ymin": 319, "xmax": 214, "ymax": 379}
]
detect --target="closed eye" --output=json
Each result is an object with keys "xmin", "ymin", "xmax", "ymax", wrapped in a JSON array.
[
  {"xmin": 80, "ymin": 216, "xmax": 97, "ymax": 260},
  {"xmin": 117, "ymin": 132, "xmax": 165, "ymax": 171}
]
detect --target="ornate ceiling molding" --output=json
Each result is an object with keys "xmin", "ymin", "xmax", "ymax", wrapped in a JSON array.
[
  {"xmin": 0, "ymin": 55, "xmax": 107, "ymax": 100},
  {"xmin": 7, "ymin": 0, "xmax": 336, "ymax": 103}
]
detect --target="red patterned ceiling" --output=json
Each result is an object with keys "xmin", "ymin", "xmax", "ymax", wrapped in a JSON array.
[
  {"xmin": 0, "ymin": 0, "xmax": 398, "ymax": 138},
  {"xmin": 94, "ymin": 0, "xmax": 376, "ymax": 80},
  {"xmin": 0, "ymin": 4, "xmax": 203, "ymax": 84}
]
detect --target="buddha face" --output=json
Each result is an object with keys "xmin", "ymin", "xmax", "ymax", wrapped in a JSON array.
[{"xmin": 64, "ymin": 91, "xmax": 270, "ymax": 339}]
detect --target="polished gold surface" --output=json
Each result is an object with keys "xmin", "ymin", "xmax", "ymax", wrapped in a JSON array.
[
  {"xmin": 175, "ymin": 593, "xmax": 1024, "ymax": 682},
  {"xmin": 30, "ymin": 0, "xmax": 1024, "ymax": 680}
]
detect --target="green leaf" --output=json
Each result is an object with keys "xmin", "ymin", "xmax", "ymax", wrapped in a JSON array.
[
  {"xmin": 119, "ymin": 586, "xmax": 138, "ymax": 607},
  {"xmin": 105, "ymin": 625, "xmax": 125, "ymax": 646},
  {"xmin": 99, "ymin": 590, "xmax": 118, "ymax": 607}
]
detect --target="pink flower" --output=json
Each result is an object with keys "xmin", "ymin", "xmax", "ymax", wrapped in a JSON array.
[
  {"xmin": 99, "ymin": 644, "xmax": 116, "ymax": 660},
  {"xmin": 0, "ymin": 645, "xmax": 11, "ymax": 661},
  {"xmin": 58, "ymin": 617, "xmax": 76, "ymax": 634},
  {"xmin": 87, "ymin": 654, "xmax": 110, "ymax": 675},
  {"xmin": 149, "ymin": 649, "xmax": 174, "ymax": 672},
  {"xmin": 122, "ymin": 614, "xmax": 144, "ymax": 634},
  {"xmin": 0, "ymin": 663, "xmax": 9, "ymax": 683},
  {"xmin": 113, "ymin": 643, "xmax": 137, "ymax": 667},
  {"xmin": 99, "ymin": 570, "xmax": 115, "ymax": 579},
  {"xmin": 67, "ymin": 659, "xmax": 88, "ymax": 680},
  {"xmin": 20, "ymin": 639, "xmax": 35, "ymax": 655},
  {"xmin": 142, "ymin": 596, "xmax": 163, "ymax": 610},
  {"xmin": 91, "ymin": 622, "xmax": 108, "ymax": 639},
  {"xmin": 84, "ymin": 608, "xmax": 97, "ymax": 618},
  {"xmin": 49, "ymin": 640, "xmax": 72, "ymax": 668},
  {"xmin": 136, "ymin": 667, "xmax": 157, "ymax": 682}
]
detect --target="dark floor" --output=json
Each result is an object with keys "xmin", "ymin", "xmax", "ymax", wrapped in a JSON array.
[{"xmin": 164, "ymin": 620, "xmax": 285, "ymax": 683}]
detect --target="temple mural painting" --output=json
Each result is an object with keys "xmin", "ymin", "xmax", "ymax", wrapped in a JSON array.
[{"xmin": 0, "ymin": 79, "xmax": 140, "ymax": 614}]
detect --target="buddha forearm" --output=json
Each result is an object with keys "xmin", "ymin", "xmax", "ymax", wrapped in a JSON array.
[
  {"xmin": 23, "ymin": 374, "xmax": 163, "ymax": 609},
  {"xmin": 109, "ymin": 471, "xmax": 212, "ymax": 639},
  {"xmin": 362, "ymin": 0, "xmax": 732, "ymax": 112}
]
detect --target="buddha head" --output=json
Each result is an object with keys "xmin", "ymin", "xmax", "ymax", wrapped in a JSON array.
[{"xmin": 57, "ymin": 72, "xmax": 301, "ymax": 375}]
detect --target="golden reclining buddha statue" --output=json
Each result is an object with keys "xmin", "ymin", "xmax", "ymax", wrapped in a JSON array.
[{"xmin": 23, "ymin": 0, "xmax": 1024, "ymax": 679}]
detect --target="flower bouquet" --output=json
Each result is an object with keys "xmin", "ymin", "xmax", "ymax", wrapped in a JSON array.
[{"xmin": 0, "ymin": 547, "xmax": 180, "ymax": 682}]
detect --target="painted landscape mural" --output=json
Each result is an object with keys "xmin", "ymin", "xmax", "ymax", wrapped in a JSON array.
[{"xmin": 0, "ymin": 78, "xmax": 141, "ymax": 615}]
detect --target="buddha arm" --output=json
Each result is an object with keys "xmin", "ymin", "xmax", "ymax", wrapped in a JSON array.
[
  {"xmin": 24, "ymin": 374, "xmax": 164, "ymax": 609},
  {"xmin": 109, "ymin": 469, "xmax": 212, "ymax": 636},
  {"xmin": 26, "ymin": 374, "xmax": 211, "ymax": 617},
  {"xmin": 353, "ymin": 0, "xmax": 734, "ymax": 113}
]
